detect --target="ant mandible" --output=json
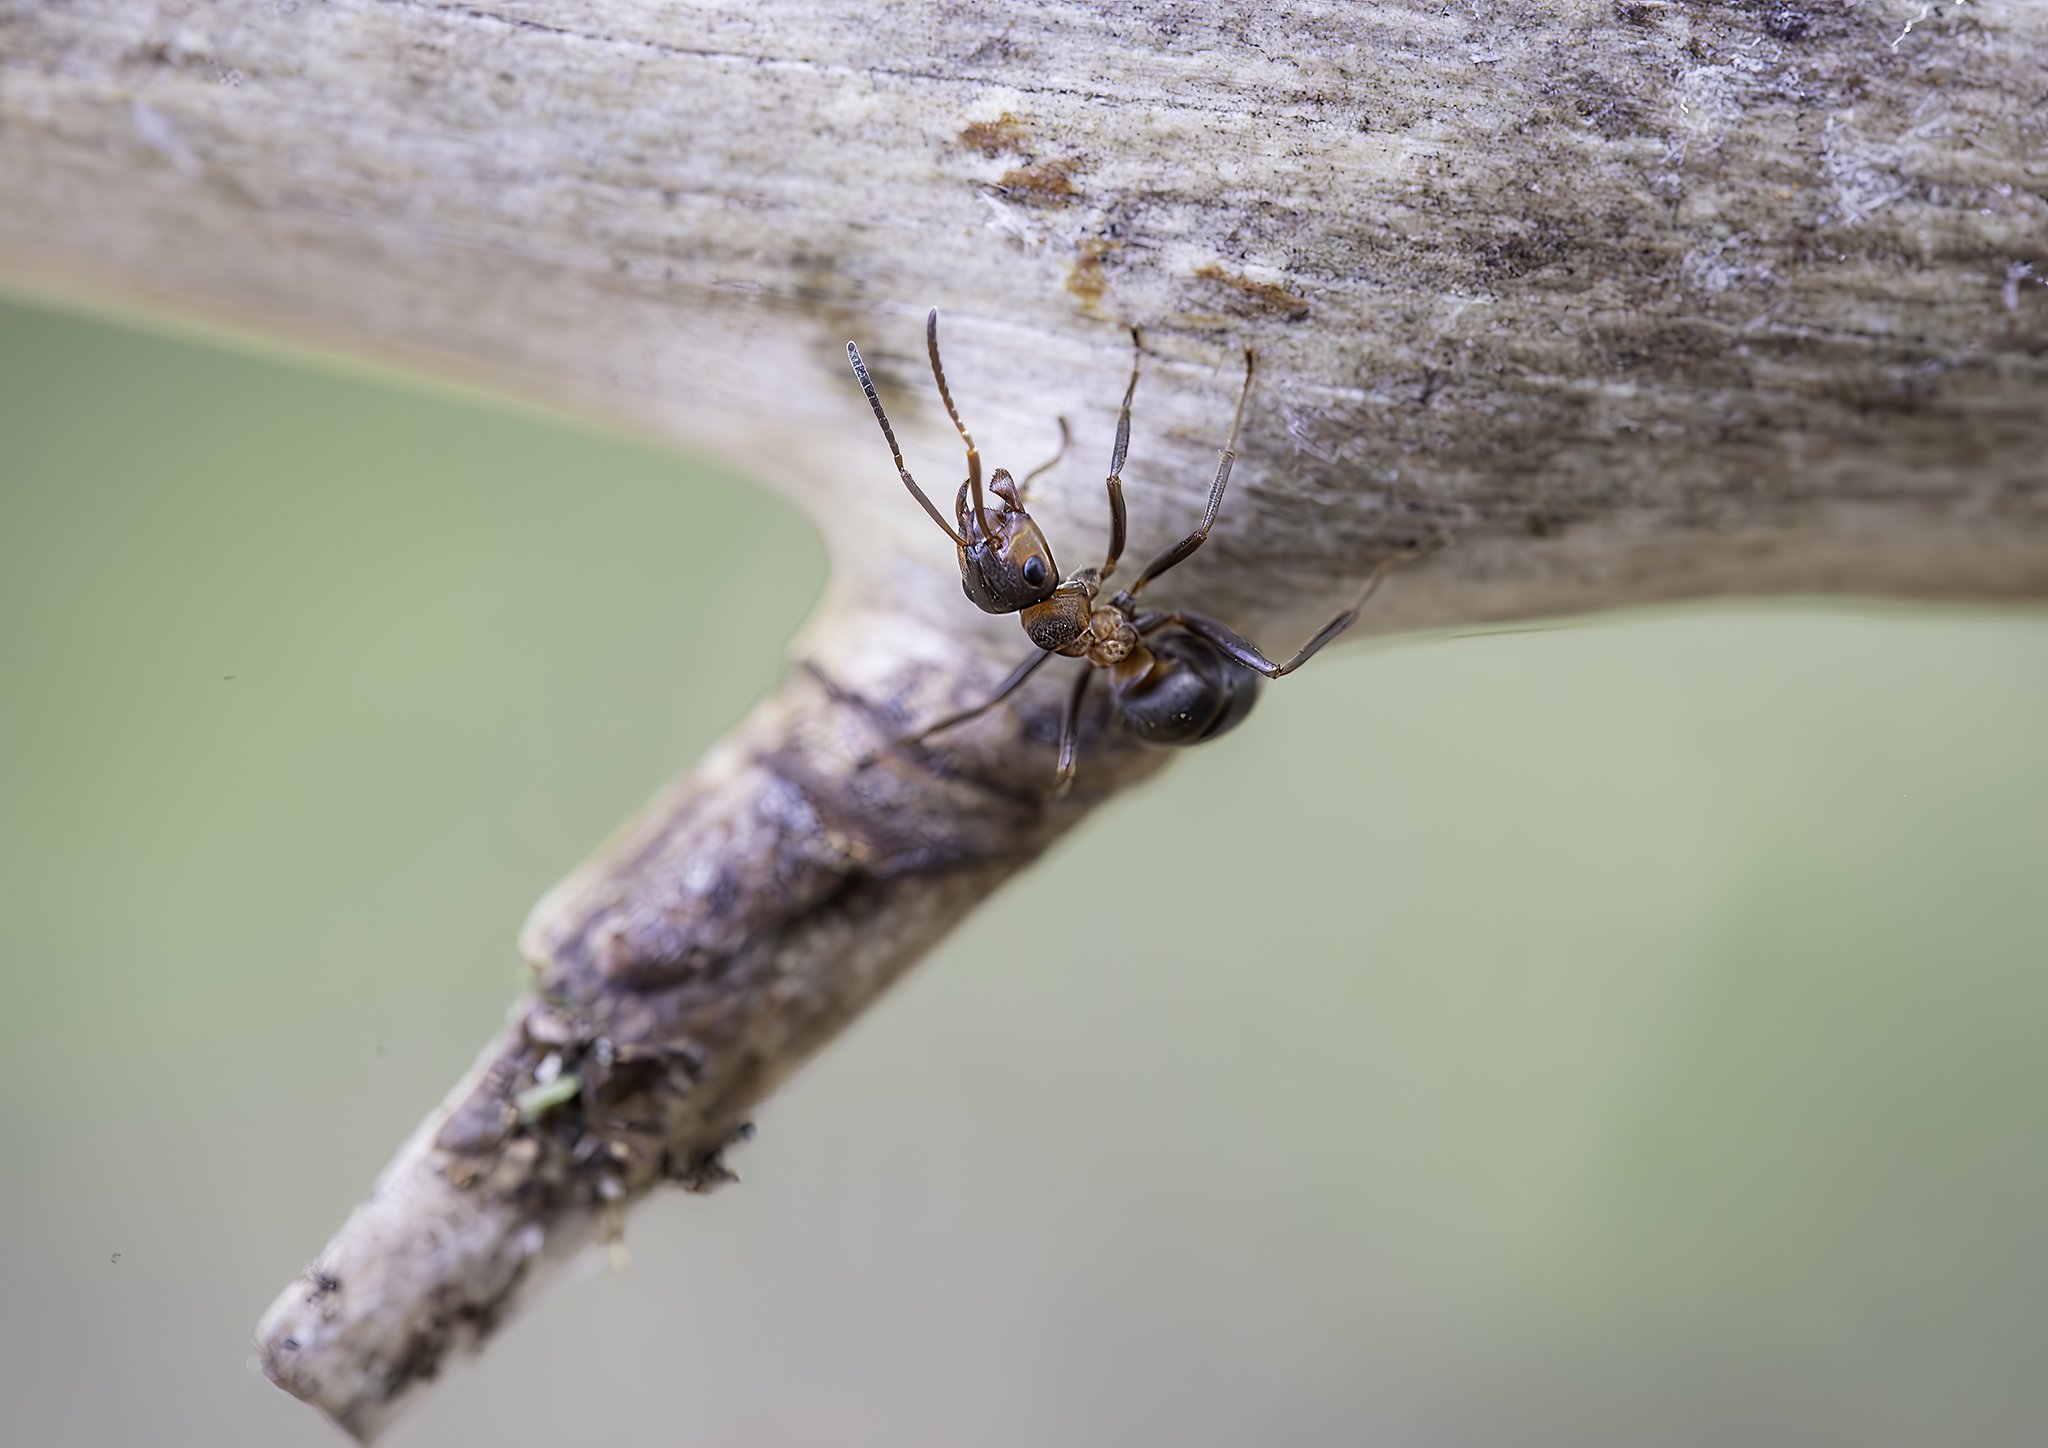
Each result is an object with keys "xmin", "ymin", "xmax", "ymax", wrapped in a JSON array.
[{"xmin": 846, "ymin": 309, "xmax": 1415, "ymax": 793}]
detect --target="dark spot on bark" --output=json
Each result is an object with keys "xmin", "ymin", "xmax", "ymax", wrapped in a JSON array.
[
  {"xmin": 1477, "ymin": 217, "xmax": 1574, "ymax": 280},
  {"xmin": 1761, "ymin": 5, "xmax": 1813, "ymax": 40},
  {"xmin": 962, "ymin": 33, "xmax": 1018, "ymax": 66},
  {"xmin": 1724, "ymin": 0, "xmax": 1819, "ymax": 40},
  {"xmin": 383, "ymin": 1271, "xmax": 529, "ymax": 1401},
  {"xmin": 1892, "ymin": 359, "xmax": 1946, "ymax": 402},
  {"xmin": 673, "ymin": 1121, "xmax": 755, "ymax": 1193},
  {"xmin": 1572, "ymin": 72, "xmax": 1649, "ymax": 139}
]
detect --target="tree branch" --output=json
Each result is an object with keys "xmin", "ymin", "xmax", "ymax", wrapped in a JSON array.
[
  {"xmin": 256, "ymin": 653, "xmax": 1163, "ymax": 1439},
  {"xmin": 3, "ymin": 0, "xmax": 2043, "ymax": 1437}
]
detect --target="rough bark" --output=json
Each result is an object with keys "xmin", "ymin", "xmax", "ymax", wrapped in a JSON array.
[{"xmin": 2, "ymin": 0, "xmax": 2043, "ymax": 1438}]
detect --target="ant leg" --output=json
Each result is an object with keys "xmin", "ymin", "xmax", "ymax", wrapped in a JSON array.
[
  {"xmin": 1148, "ymin": 549, "xmax": 1413, "ymax": 677},
  {"xmin": 1125, "ymin": 348, "xmax": 1256, "ymax": 597},
  {"xmin": 911, "ymin": 648, "xmax": 1055, "ymax": 742},
  {"xmin": 1099, "ymin": 330, "xmax": 1141, "ymax": 581},
  {"xmin": 1016, "ymin": 417, "xmax": 1071, "ymax": 506},
  {"xmin": 1052, "ymin": 665, "xmax": 1096, "ymax": 795}
]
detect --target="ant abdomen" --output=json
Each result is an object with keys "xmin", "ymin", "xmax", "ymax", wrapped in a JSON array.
[{"xmin": 1111, "ymin": 630, "xmax": 1263, "ymax": 747}]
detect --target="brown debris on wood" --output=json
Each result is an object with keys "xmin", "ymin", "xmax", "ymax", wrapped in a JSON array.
[
  {"xmin": 1193, "ymin": 263, "xmax": 1312, "ymax": 320},
  {"xmin": 997, "ymin": 157, "xmax": 1080, "ymax": 202},
  {"xmin": 959, "ymin": 112, "xmax": 1033, "ymax": 157}
]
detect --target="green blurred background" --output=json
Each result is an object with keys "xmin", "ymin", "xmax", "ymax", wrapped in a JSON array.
[{"xmin": 3, "ymin": 291, "xmax": 2046, "ymax": 1446}]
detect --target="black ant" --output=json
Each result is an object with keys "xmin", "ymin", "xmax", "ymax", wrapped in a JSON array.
[{"xmin": 846, "ymin": 310, "xmax": 1420, "ymax": 793}]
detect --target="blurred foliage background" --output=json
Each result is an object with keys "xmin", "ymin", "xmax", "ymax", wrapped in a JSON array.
[{"xmin": 3, "ymin": 291, "xmax": 2046, "ymax": 1446}]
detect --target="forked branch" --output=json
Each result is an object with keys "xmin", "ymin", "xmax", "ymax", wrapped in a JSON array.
[{"xmin": 2, "ymin": 0, "xmax": 2042, "ymax": 1437}]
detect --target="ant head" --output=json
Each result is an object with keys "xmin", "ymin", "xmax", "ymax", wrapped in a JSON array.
[
  {"xmin": 848, "ymin": 309, "xmax": 1065, "ymax": 613},
  {"xmin": 954, "ymin": 468, "xmax": 1058, "ymax": 613}
]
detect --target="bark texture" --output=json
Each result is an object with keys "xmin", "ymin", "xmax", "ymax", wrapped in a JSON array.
[{"xmin": 2, "ymin": 0, "xmax": 2043, "ymax": 1438}]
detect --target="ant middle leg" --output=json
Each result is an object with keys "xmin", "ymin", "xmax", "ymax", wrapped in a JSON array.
[
  {"xmin": 911, "ymin": 647, "xmax": 1055, "ymax": 742},
  {"xmin": 1125, "ymin": 347, "xmax": 1256, "ymax": 598}
]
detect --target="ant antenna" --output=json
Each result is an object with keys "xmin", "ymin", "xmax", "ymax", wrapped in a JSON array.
[
  {"xmin": 925, "ymin": 309, "xmax": 994, "ymax": 539},
  {"xmin": 847, "ymin": 340, "xmax": 968, "ymax": 546}
]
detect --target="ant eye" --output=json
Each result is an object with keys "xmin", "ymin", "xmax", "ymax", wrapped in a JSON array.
[{"xmin": 1022, "ymin": 557, "xmax": 1048, "ymax": 589}]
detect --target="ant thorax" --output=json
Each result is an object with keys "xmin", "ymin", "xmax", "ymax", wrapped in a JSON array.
[
  {"xmin": 1081, "ymin": 600, "xmax": 1142, "ymax": 670},
  {"xmin": 1020, "ymin": 569, "xmax": 1138, "ymax": 669}
]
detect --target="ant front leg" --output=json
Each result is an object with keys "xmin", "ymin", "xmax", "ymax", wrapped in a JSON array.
[
  {"xmin": 1125, "ymin": 348, "xmax": 1256, "ymax": 597},
  {"xmin": 911, "ymin": 647, "xmax": 1056, "ymax": 742},
  {"xmin": 1098, "ymin": 330, "xmax": 1141, "ymax": 582}
]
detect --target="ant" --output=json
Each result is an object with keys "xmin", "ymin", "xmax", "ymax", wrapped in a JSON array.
[{"xmin": 846, "ymin": 310, "xmax": 1421, "ymax": 793}]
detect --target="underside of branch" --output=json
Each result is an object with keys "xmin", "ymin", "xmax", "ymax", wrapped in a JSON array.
[{"xmin": 258, "ymin": 651, "xmax": 1164, "ymax": 1438}]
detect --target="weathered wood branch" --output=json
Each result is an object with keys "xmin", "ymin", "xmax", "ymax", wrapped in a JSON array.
[
  {"xmin": 4, "ymin": 0, "xmax": 2043, "ymax": 1438},
  {"xmin": 249, "ymin": 638, "xmax": 1169, "ymax": 1439}
]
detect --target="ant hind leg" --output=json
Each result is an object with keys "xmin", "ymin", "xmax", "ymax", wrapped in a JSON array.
[
  {"xmin": 910, "ymin": 648, "xmax": 1056, "ymax": 742},
  {"xmin": 1145, "ymin": 543, "xmax": 1429, "ymax": 678}
]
